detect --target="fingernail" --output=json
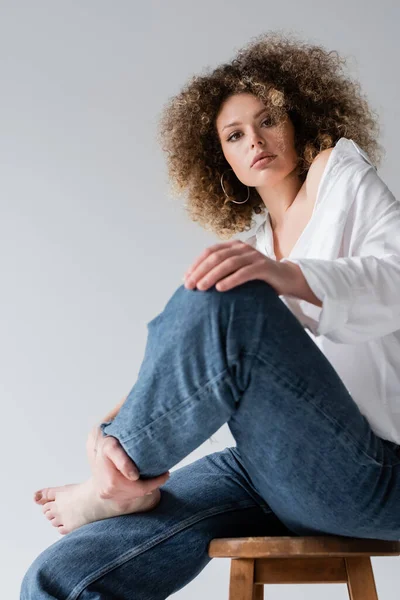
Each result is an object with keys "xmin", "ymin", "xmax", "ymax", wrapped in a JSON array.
[{"xmin": 129, "ymin": 472, "xmax": 139, "ymax": 480}]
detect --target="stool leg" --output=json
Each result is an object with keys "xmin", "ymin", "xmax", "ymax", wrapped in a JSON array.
[
  {"xmin": 345, "ymin": 557, "xmax": 379, "ymax": 600},
  {"xmin": 229, "ymin": 558, "xmax": 255, "ymax": 600}
]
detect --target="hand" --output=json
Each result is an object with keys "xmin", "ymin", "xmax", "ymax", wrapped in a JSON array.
[
  {"xmin": 183, "ymin": 239, "xmax": 293, "ymax": 295},
  {"xmin": 86, "ymin": 425, "xmax": 101, "ymax": 471},
  {"xmin": 87, "ymin": 425, "xmax": 140, "ymax": 480},
  {"xmin": 87, "ymin": 426, "xmax": 170, "ymax": 501}
]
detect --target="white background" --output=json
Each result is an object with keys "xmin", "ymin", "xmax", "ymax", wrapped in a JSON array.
[{"xmin": 1, "ymin": 1, "xmax": 399, "ymax": 598}]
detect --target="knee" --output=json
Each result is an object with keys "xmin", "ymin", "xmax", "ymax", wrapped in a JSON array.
[
  {"xmin": 20, "ymin": 546, "xmax": 68, "ymax": 599},
  {"xmin": 174, "ymin": 278, "xmax": 278, "ymax": 310},
  {"xmin": 20, "ymin": 557, "xmax": 48, "ymax": 599},
  {"xmin": 154, "ymin": 279, "xmax": 279, "ymax": 334}
]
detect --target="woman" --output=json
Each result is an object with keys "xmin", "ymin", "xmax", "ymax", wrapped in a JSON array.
[{"xmin": 21, "ymin": 31, "xmax": 400, "ymax": 599}]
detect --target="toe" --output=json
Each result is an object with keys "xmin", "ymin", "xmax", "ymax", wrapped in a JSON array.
[
  {"xmin": 57, "ymin": 525, "xmax": 69, "ymax": 535},
  {"xmin": 50, "ymin": 516, "xmax": 63, "ymax": 527},
  {"xmin": 34, "ymin": 490, "xmax": 45, "ymax": 504},
  {"xmin": 42, "ymin": 502, "xmax": 54, "ymax": 516},
  {"xmin": 35, "ymin": 488, "xmax": 56, "ymax": 504}
]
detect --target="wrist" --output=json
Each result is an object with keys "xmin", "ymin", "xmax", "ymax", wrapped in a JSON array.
[{"xmin": 280, "ymin": 261, "xmax": 323, "ymax": 307}]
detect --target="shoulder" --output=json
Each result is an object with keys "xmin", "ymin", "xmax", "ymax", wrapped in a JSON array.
[
  {"xmin": 305, "ymin": 147, "xmax": 334, "ymax": 203},
  {"xmin": 310, "ymin": 146, "xmax": 335, "ymax": 167}
]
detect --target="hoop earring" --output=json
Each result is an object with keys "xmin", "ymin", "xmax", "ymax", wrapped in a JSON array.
[{"xmin": 220, "ymin": 169, "xmax": 250, "ymax": 204}]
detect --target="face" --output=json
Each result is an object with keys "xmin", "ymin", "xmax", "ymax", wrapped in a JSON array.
[{"xmin": 215, "ymin": 93, "xmax": 300, "ymax": 190}]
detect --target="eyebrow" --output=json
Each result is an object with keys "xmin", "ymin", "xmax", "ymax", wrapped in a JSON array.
[{"xmin": 221, "ymin": 107, "xmax": 269, "ymax": 132}]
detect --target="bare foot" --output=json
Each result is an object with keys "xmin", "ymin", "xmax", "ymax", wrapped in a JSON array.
[{"xmin": 33, "ymin": 478, "xmax": 161, "ymax": 535}]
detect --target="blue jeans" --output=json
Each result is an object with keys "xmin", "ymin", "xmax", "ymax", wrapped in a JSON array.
[{"xmin": 21, "ymin": 280, "xmax": 400, "ymax": 599}]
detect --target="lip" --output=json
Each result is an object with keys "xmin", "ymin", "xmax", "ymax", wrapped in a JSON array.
[
  {"xmin": 251, "ymin": 155, "xmax": 276, "ymax": 169},
  {"xmin": 251, "ymin": 152, "xmax": 277, "ymax": 168}
]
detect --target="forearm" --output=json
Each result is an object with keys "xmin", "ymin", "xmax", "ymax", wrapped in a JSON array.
[{"xmin": 281, "ymin": 261, "xmax": 323, "ymax": 307}]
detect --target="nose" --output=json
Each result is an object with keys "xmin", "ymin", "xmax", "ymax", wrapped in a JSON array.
[{"xmin": 250, "ymin": 132, "xmax": 265, "ymax": 147}]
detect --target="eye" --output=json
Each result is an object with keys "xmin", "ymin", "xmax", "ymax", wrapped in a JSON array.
[
  {"xmin": 227, "ymin": 131, "xmax": 241, "ymax": 142},
  {"xmin": 226, "ymin": 118, "xmax": 274, "ymax": 142}
]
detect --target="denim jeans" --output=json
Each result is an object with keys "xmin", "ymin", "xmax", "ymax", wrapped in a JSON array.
[{"xmin": 21, "ymin": 280, "xmax": 400, "ymax": 599}]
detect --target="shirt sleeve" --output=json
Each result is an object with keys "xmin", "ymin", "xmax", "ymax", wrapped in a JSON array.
[{"xmin": 281, "ymin": 165, "xmax": 400, "ymax": 344}]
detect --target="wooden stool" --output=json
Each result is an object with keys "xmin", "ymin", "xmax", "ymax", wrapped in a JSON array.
[{"xmin": 208, "ymin": 535, "xmax": 400, "ymax": 599}]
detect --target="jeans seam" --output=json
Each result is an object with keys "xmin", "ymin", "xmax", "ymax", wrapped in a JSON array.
[
  {"xmin": 245, "ymin": 351, "xmax": 396, "ymax": 468},
  {"xmin": 115, "ymin": 368, "xmax": 233, "ymax": 445},
  {"xmin": 110, "ymin": 347, "xmax": 394, "ymax": 469},
  {"xmin": 210, "ymin": 447, "xmax": 274, "ymax": 514},
  {"xmin": 68, "ymin": 499, "xmax": 258, "ymax": 600}
]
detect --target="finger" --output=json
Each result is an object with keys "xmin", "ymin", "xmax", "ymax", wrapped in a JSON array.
[
  {"xmin": 95, "ymin": 454, "xmax": 125, "ymax": 498},
  {"xmin": 215, "ymin": 264, "xmax": 259, "ymax": 292},
  {"xmin": 184, "ymin": 241, "xmax": 238, "ymax": 277},
  {"xmin": 196, "ymin": 252, "xmax": 254, "ymax": 290},
  {"xmin": 133, "ymin": 472, "xmax": 171, "ymax": 496},
  {"xmin": 103, "ymin": 440, "xmax": 140, "ymax": 481},
  {"xmin": 186, "ymin": 244, "xmax": 245, "ymax": 285}
]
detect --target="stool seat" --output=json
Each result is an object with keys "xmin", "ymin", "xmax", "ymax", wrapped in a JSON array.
[
  {"xmin": 208, "ymin": 534, "xmax": 400, "ymax": 558},
  {"xmin": 208, "ymin": 535, "xmax": 400, "ymax": 599}
]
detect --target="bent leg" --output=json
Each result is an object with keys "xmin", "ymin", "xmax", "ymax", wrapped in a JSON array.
[
  {"xmin": 99, "ymin": 280, "xmax": 400, "ymax": 540},
  {"xmin": 21, "ymin": 447, "xmax": 291, "ymax": 600}
]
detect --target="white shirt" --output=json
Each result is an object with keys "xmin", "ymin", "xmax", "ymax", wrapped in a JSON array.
[{"xmin": 245, "ymin": 137, "xmax": 400, "ymax": 444}]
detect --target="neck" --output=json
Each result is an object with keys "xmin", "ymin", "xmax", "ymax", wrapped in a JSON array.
[{"xmin": 257, "ymin": 170, "xmax": 306, "ymax": 231}]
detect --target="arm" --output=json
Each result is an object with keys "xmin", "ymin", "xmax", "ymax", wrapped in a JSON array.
[
  {"xmin": 280, "ymin": 261, "xmax": 323, "ymax": 307},
  {"xmin": 280, "ymin": 166, "xmax": 400, "ymax": 344},
  {"xmin": 244, "ymin": 234, "xmax": 322, "ymax": 307}
]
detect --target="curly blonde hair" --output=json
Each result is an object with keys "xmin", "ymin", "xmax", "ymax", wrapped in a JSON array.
[{"xmin": 156, "ymin": 30, "xmax": 384, "ymax": 240}]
